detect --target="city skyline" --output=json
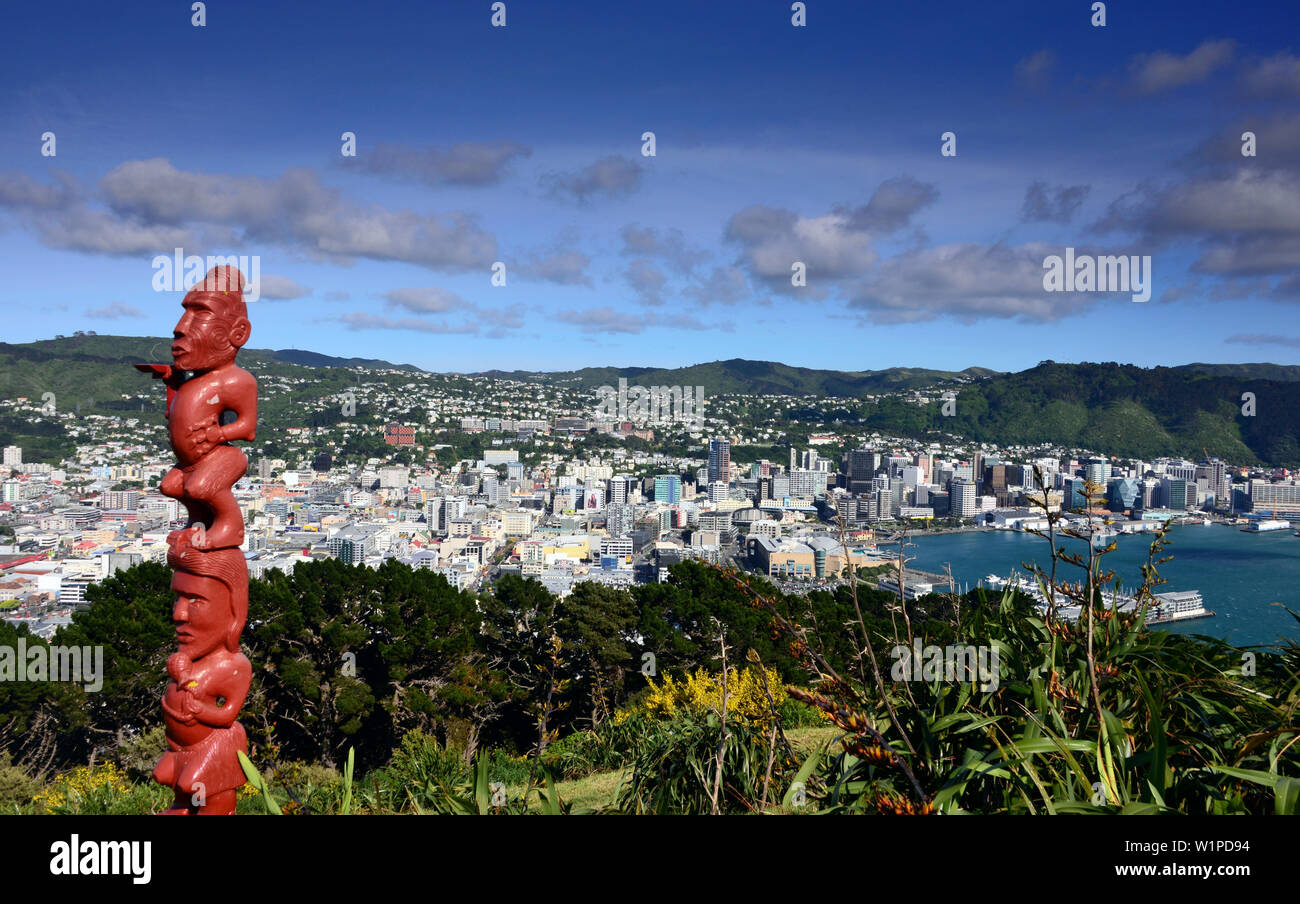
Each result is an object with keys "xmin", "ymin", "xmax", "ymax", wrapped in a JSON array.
[{"xmin": 3, "ymin": 1, "xmax": 1299, "ymax": 375}]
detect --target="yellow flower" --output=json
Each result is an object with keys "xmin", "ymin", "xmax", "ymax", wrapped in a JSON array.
[{"xmin": 621, "ymin": 666, "xmax": 787, "ymax": 728}]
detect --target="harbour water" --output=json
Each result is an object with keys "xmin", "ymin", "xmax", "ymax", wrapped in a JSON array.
[{"xmin": 904, "ymin": 523, "xmax": 1299, "ymax": 647}]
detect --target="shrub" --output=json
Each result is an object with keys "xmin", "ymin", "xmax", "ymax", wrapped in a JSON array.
[
  {"xmin": 616, "ymin": 711, "xmax": 799, "ymax": 814},
  {"xmin": 635, "ymin": 666, "xmax": 787, "ymax": 727},
  {"xmin": 112, "ymin": 726, "xmax": 168, "ymax": 783},
  {"xmin": 0, "ymin": 753, "xmax": 40, "ymax": 810},
  {"xmin": 779, "ymin": 698, "xmax": 828, "ymax": 729},
  {"xmin": 362, "ymin": 730, "xmax": 468, "ymax": 813},
  {"xmin": 31, "ymin": 762, "xmax": 168, "ymax": 815},
  {"xmin": 480, "ymin": 748, "xmax": 531, "ymax": 787}
]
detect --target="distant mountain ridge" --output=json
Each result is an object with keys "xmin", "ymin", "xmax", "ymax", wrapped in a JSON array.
[
  {"xmin": 472, "ymin": 358, "xmax": 1000, "ymax": 396},
  {"xmin": 1175, "ymin": 362, "xmax": 1300, "ymax": 382},
  {"xmin": 3, "ymin": 336, "xmax": 1299, "ymax": 465},
  {"xmin": 268, "ymin": 348, "xmax": 423, "ymax": 371},
  {"xmin": 0, "ymin": 336, "xmax": 421, "ymax": 377}
]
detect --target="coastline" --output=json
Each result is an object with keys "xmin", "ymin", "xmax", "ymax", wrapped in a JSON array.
[{"xmin": 901, "ymin": 520, "xmax": 1297, "ymax": 646}]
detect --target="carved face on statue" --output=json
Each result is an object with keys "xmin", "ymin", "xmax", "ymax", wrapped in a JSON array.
[
  {"xmin": 171, "ymin": 571, "xmax": 234, "ymax": 660},
  {"xmin": 171, "ymin": 266, "xmax": 250, "ymax": 372}
]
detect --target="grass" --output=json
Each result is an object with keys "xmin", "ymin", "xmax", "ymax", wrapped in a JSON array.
[{"xmin": 503, "ymin": 725, "xmax": 843, "ymax": 813}]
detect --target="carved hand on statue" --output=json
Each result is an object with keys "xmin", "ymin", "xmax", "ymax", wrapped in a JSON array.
[
  {"xmin": 182, "ymin": 690, "xmax": 203, "ymax": 720},
  {"xmin": 167, "ymin": 653, "xmax": 192, "ymax": 683},
  {"xmin": 189, "ymin": 419, "xmax": 225, "ymax": 453}
]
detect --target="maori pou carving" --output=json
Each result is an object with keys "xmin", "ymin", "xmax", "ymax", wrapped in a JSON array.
[{"xmin": 136, "ymin": 265, "xmax": 257, "ymax": 814}]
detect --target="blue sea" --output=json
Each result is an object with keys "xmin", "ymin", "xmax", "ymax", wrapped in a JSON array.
[{"xmin": 905, "ymin": 523, "xmax": 1299, "ymax": 648}]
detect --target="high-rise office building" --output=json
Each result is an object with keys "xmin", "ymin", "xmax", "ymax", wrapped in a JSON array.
[
  {"xmin": 101, "ymin": 490, "xmax": 140, "ymax": 511},
  {"xmin": 951, "ymin": 478, "xmax": 977, "ymax": 518},
  {"xmin": 606, "ymin": 503, "xmax": 635, "ymax": 538},
  {"xmin": 913, "ymin": 453, "xmax": 932, "ymax": 483},
  {"xmin": 1085, "ymin": 458, "xmax": 1111, "ymax": 486},
  {"xmin": 1109, "ymin": 478, "xmax": 1141, "ymax": 511},
  {"xmin": 608, "ymin": 475, "xmax": 632, "ymax": 506},
  {"xmin": 1161, "ymin": 477, "xmax": 1189, "ymax": 510},
  {"xmin": 708, "ymin": 439, "xmax": 731, "ymax": 485},
  {"xmin": 1247, "ymin": 480, "xmax": 1300, "ymax": 515},
  {"xmin": 1196, "ymin": 459, "xmax": 1230, "ymax": 508},
  {"xmin": 984, "ymin": 464, "xmax": 1012, "ymax": 494},
  {"xmin": 1062, "ymin": 476, "xmax": 1089, "ymax": 511},
  {"xmin": 655, "ymin": 474, "xmax": 681, "ymax": 504},
  {"xmin": 848, "ymin": 448, "xmax": 878, "ymax": 493},
  {"xmin": 835, "ymin": 495, "xmax": 859, "ymax": 526},
  {"xmin": 789, "ymin": 469, "xmax": 826, "ymax": 498}
]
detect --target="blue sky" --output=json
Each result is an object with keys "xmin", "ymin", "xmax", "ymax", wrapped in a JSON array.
[{"xmin": 2, "ymin": 0, "xmax": 1299, "ymax": 373}]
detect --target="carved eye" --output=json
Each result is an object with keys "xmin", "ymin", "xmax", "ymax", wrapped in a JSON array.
[{"xmin": 216, "ymin": 696, "xmax": 227, "ymax": 707}]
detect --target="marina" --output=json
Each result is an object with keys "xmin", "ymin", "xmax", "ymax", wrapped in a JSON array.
[
  {"xmin": 982, "ymin": 574, "xmax": 1214, "ymax": 625},
  {"xmin": 1243, "ymin": 519, "xmax": 1291, "ymax": 532},
  {"xmin": 903, "ymin": 523, "xmax": 1298, "ymax": 646}
]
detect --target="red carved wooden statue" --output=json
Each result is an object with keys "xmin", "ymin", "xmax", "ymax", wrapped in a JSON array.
[{"xmin": 136, "ymin": 265, "xmax": 257, "ymax": 814}]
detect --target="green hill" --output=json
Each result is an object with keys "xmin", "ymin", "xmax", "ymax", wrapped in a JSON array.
[
  {"xmin": 2, "ymin": 338, "xmax": 1298, "ymax": 467},
  {"xmin": 925, "ymin": 361, "xmax": 1294, "ymax": 464},
  {"xmin": 1176, "ymin": 362, "xmax": 1300, "ymax": 382},
  {"xmin": 474, "ymin": 358, "xmax": 995, "ymax": 396}
]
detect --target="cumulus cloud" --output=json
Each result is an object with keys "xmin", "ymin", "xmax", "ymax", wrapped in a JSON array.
[
  {"xmin": 556, "ymin": 306, "xmax": 647, "ymax": 334},
  {"xmin": 83, "ymin": 158, "xmax": 497, "ymax": 270},
  {"xmin": 258, "ymin": 274, "xmax": 312, "ymax": 300},
  {"xmin": 341, "ymin": 287, "xmax": 521, "ymax": 337},
  {"xmin": 382, "ymin": 287, "xmax": 467, "ymax": 314},
  {"xmin": 348, "ymin": 140, "xmax": 532, "ymax": 186},
  {"xmin": 845, "ymin": 242, "xmax": 1124, "ymax": 324},
  {"xmin": 1128, "ymin": 39, "xmax": 1235, "ymax": 94},
  {"xmin": 1014, "ymin": 50, "xmax": 1057, "ymax": 89},
  {"xmin": 338, "ymin": 312, "xmax": 479, "ymax": 334},
  {"xmin": 620, "ymin": 224, "xmax": 706, "ymax": 273},
  {"xmin": 517, "ymin": 248, "xmax": 592, "ymax": 285},
  {"xmin": 1021, "ymin": 181, "xmax": 1091, "ymax": 223},
  {"xmin": 725, "ymin": 177, "xmax": 936, "ymax": 296},
  {"xmin": 1194, "ymin": 112, "xmax": 1300, "ymax": 168},
  {"xmin": 0, "ymin": 170, "xmax": 79, "ymax": 209},
  {"xmin": 555, "ymin": 305, "xmax": 726, "ymax": 335},
  {"xmin": 86, "ymin": 301, "xmax": 144, "ymax": 319},
  {"xmin": 726, "ymin": 204, "xmax": 876, "ymax": 293},
  {"xmin": 1225, "ymin": 333, "xmax": 1300, "ymax": 348},
  {"xmin": 37, "ymin": 207, "xmax": 195, "ymax": 255},
  {"xmin": 544, "ymin": 156, "xmax": 642, "ymax": 202},
  {"xmin": 478, "ymin": 304, "xmax": 526, "ymax": 339},
  {"xmin": 624, "ymin": 259, "xmax": 669, "ymax": 306},
  {"xmin": 1241, "ymin": 52, "xmax": 1300, "ymax": 97},
  {"xmin": 682, "ymin": 266, "xmax": 750, "ymax": 305},
  {"xmin": 1158, "ymin": 280, "xmax": 1200, "ymax": 303},
  {"xmin": 1097, "ymin": 168, "xmax": 1300, "ymax": 277},
  {"xmin": 836, "ymin": 176, "xmax": 938, "ymax": 234}
]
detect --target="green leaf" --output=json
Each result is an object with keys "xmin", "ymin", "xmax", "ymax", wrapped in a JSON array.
[
  {"xmin": 782, "ymin": 741, "xmax": 826, "ymax": 810},
  {"xmin": 474, "ymin": 756, "xmax": 492, "ymax": 814},
  {"xmin": 536, "ymin": 766, "xmax": 565, "ymax": 815},
  {"xmin": 1210, "ymin": 766, "xmax": 1299, "ymax": 815},
  {"xmin": 340, "ymin": 747, "xmax": 355, "ymax": 815},
  {"xmin": 237, "ymin": 750, "xmax": 282, "ymax": 815}
]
